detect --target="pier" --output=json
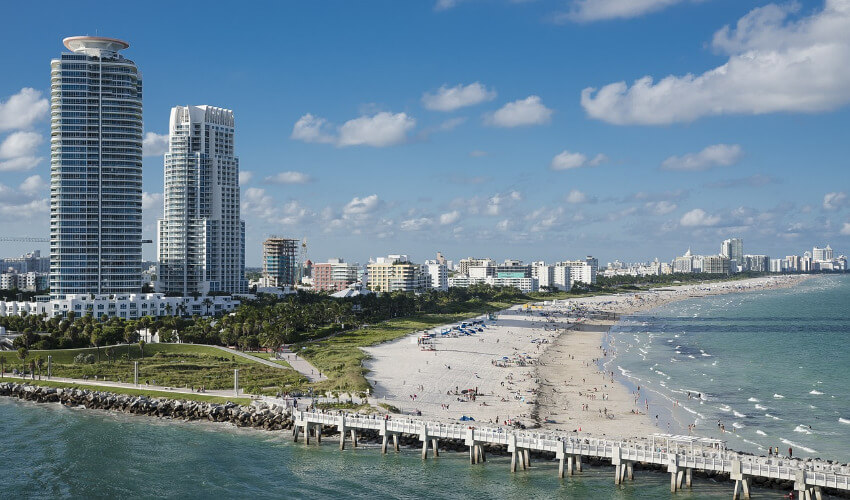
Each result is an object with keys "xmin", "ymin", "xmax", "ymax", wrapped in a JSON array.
[{"xmin": 294, "ymin": 411, "xmax": 850, "ymax": 499}]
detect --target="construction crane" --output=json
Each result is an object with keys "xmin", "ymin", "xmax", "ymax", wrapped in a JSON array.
[{"xmin": 0, "ymin": 237, "xmax": 153, "ymax": 243}]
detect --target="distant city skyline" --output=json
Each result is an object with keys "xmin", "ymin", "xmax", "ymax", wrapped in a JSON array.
[{"xmin": 1, "ymin": 1, "xmax": 849, "ymax": 266}]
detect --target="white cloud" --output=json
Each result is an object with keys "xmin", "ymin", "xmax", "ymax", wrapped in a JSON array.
[
  {"xmin": 292, "ymin": 112, "xmax": 415, "ymax": 147},
  {"xmin": 581, "ymin": 1, "xmax": 850, "ymax": 125},
  {"xmin": 291, "ymin": 113, "xmax": 336, "ymax": 144},
  {"xmin": 439, "ymin": 210, "xmax": 461, "ymax": 225},
  {"xmin": 266, "ymin": 171, "xmax": 312, "ymax": 184},
  {"xmin": 561, "ymin": 0, "xmax": 688, "ymax": 23},
  {"xmin": 435, "ymin": 0, "xmax": 459, "ymax": 10},
  {"xmin": 0, "ymin": 198, "xmax": 48, "ymax": 217},
  {"xmin": 141, "ymin": 192, "xmax": 163, "ymax": 210},
  {"xmin": 400, "ymin": 217, "xmax": 433, "ymax": 231},
  {"xmin": 645, "ymin": 200, "xmax": 677, "ymax": 215},
  {"xmin": 469, "ymin": 150, "xmax": 488, "ymax": 157},
  {"xmin": 0, "ymin": 131, "xmax": 43, "ymax": 172},
  {"xmin": 19, "ymin": 175, "xmax": 46, "ymax": 194},
  {"xmin": 550, "ymin": 150, "xmax": 608, "ymax": 170},
  {"xmin": 0, "ymin": 131, "xmax": 42, "ymax": 159},
  {"xmin": 841, "ymin": 222, "xmax": 850, "ymax": 235},
  {"xmin": 823, "ymin": 191, "xmax": 847, "ymax": 211},
  {"xmin": 343, "ymin": 194, "xmax": 381, "ymax": 215},
  {"xmin": 338, "ymin": 112, "xmax": 415, "ymax": 147},
  {"xmin": 0, "ymin": 157, "xmax": 41, "ymax": 172},
  {"xmin": 485, "ymin": 96, "xmax": 553, "ymax": 127},
  {"xmin": 242, "ymin": 187, "xmax": 278, "ymax": 221},
  {"xmin": 142, "ymin": 132, "xmax": 168, "ymax": 157},
  {"xmin": 0, "ymin": 88, "xmax": 48, "ymax": 132},
  {"xmin": 239, "ymin": 171, "xmax": 253, "ymax": 185},
  {"xmin": 680, "ymin": 208, "xmax": 721, "ymax": 227},
  {"xmin": 485, "ymin": 191, "xmax": 522, "ymax": 216},
  {"xmin": 422, "ymin": 82, "xmax": 497, "ymax": 111},
  {"xmin": 661, "ymin": 144, "xmax": 743, "ymax": 171},
  {"xmin": 566, "ymin": 189, "xmax": 589, "ymax": 204}
]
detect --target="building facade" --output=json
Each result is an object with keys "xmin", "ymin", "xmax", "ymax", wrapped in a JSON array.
[
  {"xmin": 721, "ymin": 238, "xmax": 743, "ymax": 272},
  {"xmin": 157, "ymin": 105, "xmax": 246, "ymax": 295},
  {"xmin": 312, "ymin": 258, "xmax": 359, "ymax": 292},
  {"xmin": 0, "ymin": 293, "xmax": 239, "ymax": 319},
  {"xmin": 703, "ymin": 255, "xmax": 731, "ymax": 275},
  {"xmin": 50, "ymin": 36, "xmax": 143, "ymax": 295},
  {"xmin": 422, "ymin": 260, "xmax": 449, "ymax": 291},
  {"xmin": 366, "ymin": 255, "xmax": 428, "ymax": 293},
  {"xmin": 262, "ymin": 237, "xmax": 299, "ymax": 288}
]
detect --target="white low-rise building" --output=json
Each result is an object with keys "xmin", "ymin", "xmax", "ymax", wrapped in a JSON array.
[
  {"xmin": 0, "ymin": 293, "xmax": 240, "ymax": 319},
  {"xmin": 448, "ymin": 275, "xmax": 538, "ymax": 293}
]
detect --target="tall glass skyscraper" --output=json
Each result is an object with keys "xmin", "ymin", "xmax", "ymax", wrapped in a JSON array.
[
  {"xmin": 49, "ymin": 36, "xmax": 143, "ymax": 295},
  {"xmin": 157, "ymin": 105, "xmax": 246, "ymax": 295}
]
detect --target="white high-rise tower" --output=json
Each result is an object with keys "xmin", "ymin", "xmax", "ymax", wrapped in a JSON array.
[
  {"xmin": 50, "ymin": 36, "xmax": 143, "ymax": 295},
  {"xmin": 157, "ymin": 105, "xmax": 246, "ymax": 295}
]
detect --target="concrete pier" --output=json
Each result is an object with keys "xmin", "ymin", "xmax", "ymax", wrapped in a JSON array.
[{"xmin": 292, "ymin": 411, "xmax": 850, "ymax": 497}]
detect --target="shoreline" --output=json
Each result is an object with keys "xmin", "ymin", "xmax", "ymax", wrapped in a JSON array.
[{"xmin": 364, "ymin": 275, "xmax": 811, "ymax": 441}]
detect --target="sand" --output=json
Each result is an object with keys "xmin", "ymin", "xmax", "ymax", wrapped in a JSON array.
[{"xmin": 364, "ymin": 275, "xmax": 809, "ymax": 439}]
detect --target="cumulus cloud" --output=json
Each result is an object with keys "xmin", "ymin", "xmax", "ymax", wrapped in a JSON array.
[
  {"xmin": 565, "ymin": 189, "xmax": 591, "ymax": 204},
  {"xmin": 422, "ymin": 82, "xmax": 496, "ymax": 111},
  {"xmin": 485, "ymin": 96, "xmax": 553, "ymax": 127},
  {"xmin": 242, "ymin": 187, "xmax": 278, "ymax": 221},
  {"xmin": 680, "ymin": 208, "xmax": 722, "ymax": 227},
  {"xmin": 823, "ymin": 191, "xmax": 847, "ymax": 211},
  {"xmin": 560, "ymin": 0, "xmax": 689, "ymax": 23},
  {"xmin": 645, "ymin": 200, "xmax": 677, "ymax": 215},
  {"xmin": 435, "ymin": 0, "xmax": 459, "ymax": 10},
  {"xmin": 338, "ymin": 112, "xmax": 415, "ymax": 147},
  {"xmin": 0, "ymin": 131, "xmax": 43, "ymax": 172},
  {"xmin": 581, "ymin": 1, "xmax": 850, "ymax": 124},
  {"xmin": 142, "ymin": 132, "xmax": 169, "ymax": 157},
  {"xmin": 550, "ymin": 150, "xmax": 608, "ymax": 170},
  {"xmin": 841, "ymin": 222, "xmax": 850, "ymax": 235},
  {"xmin": 439, "ymin": 210, "xmax": 461, "ymax": 225},
  {"xmin": 19, "ymin": 175, "xmax": 46, "ymax": 194},
  {"xmin": 0, "ymin": 88, "xmax": 48, "ymax": 131},
  {"xmin": 291, "ymin": 113, "xmax": 336, "ymax": 144},
  {"xmin": 266, "ymin": 171, "xmax": 312, "ymax": 184},
  {"xmin": 239, "ymin": 171, "xmax": 253, "ymax": 185},
  {"xmin": 343, "ymin": 194, "xmax": 381, "ymax": 215},
  {"xmin": 661, "ymin": 144, "xmax": 743, "ymax": 171},
  {"xmin": 141, "ymin": 192, "xmax": 163, "ymax": 210},
  {"xmin": 486, "ymin": 191, "xmax": 522, "ymax": 216},
  {"xmin": 400, "ymin": 217, "xmax": 433, "ymax": 231}
]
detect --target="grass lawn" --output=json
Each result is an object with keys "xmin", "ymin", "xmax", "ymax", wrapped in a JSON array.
[
  {"xmin": 1, "ymin": 377, "xmax": 252, "ymax": 405},
  {"xmin": 2, "ymin": 343, "xmax": 307, "ymax": 395}
]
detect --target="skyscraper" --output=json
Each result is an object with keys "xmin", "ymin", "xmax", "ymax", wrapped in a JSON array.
[
  {"xmin": 157, "ymin": 106, "xmax": 246, "ymax": 295},
  {"xmin": 50, "ymin": 37, "xmax": 143, "ymax": 295},
  {"xmin": 721, "ymin": 238, "xmax": 743, "ymax": 271}
]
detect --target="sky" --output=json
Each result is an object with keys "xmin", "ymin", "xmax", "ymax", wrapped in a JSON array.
[{"xmin": 0, "ymin": 0, "xmax": 849, "ymax": 267}]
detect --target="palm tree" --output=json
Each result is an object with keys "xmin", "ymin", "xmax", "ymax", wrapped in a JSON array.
[
  {"xmin": 0, "ymin": 354, "xmax": 6, "ymax": 377},
  {"xmin": 104, "ymin": 346, "xmax": 115, "ymax": 364},
  {"xmin": 202, "ymin": 298, "xmax": 213, "ymax": 317},
  {"xmin": 138, "ymin": 340, "xmax": 146, "ymax": 358},
  {"xmin": 90, "ymin": 331, "xmax": 101, "ymax": 362},
  {"xmin": 17, "ymin": 347, "xmax": 28, "ymax": 375}
]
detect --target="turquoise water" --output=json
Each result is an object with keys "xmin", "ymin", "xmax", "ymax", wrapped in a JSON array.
[
  {"xmin": 607, "ymin": 274, "xmax": 850, "ymax": 462},
  {"xmin": 0, "ymin": 398, "xmax": 793, "ymax": 499}
]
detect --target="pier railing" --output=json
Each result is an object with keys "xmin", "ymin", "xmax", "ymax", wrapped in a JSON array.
[{"xmin": 292, "ymin": 410, "xmax": 849, "ymax": 497}]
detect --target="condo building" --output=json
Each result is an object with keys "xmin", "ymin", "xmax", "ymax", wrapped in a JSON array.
[
  {"xmin": 157, "ymin": 105, "xmax": 246, "ymax": 295},
  {"xmin": 50, "ymin": 36, "xmax": 143, "ymax": 295},
  {"xmin": 312, "ymin": 258, "xmax": 360, "ymax": 292},
  {"xmin": 366, "ymin": 255, "xmax": 428, "ymax": 293}
]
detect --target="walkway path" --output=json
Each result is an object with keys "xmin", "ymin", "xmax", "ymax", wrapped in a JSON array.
[
  {"xmin": 276, "ymin": 347, "xmax": 328, "ymax": 382},
  {"xmin": 204, "ymin": 345, "xmax": 327, "ymax": 383}
]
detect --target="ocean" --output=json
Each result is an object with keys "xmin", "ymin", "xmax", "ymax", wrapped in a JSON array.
[
  {"xmin": 606, "ymin": 274, "xmax": 850, "ymax": 463},
  {"xmin": 2, "ymin": 275, "xmax": 847, "ymax": 498}
]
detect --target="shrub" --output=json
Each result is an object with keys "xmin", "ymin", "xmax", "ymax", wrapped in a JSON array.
[{"xmin": 73, "ymin": 353, "xmax": 96, "ymax": 364}]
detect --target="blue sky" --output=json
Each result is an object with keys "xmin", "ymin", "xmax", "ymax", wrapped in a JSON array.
[{"xmin": 1, "ymin": 0, "xmax": 848, "ymax": 267}]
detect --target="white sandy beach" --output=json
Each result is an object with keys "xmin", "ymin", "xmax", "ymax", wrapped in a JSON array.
[{"xmin": 364, "ymin": 275, "xmax": 808, "ymax": 439}]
